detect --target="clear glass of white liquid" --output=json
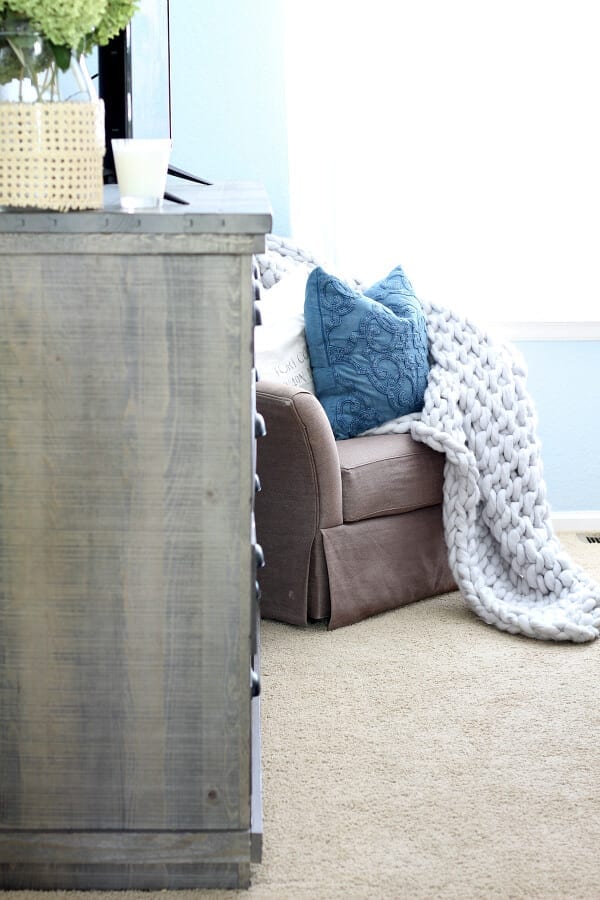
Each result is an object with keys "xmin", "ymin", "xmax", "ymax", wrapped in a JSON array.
[{"xmin": 111, "ymin": 138, "xmax": 172, "ymax": 211}]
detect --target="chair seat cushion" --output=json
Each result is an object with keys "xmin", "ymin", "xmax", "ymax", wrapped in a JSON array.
[{"xmin": 336, "ymin": 433, "xmax": 445, "ymax": 522}]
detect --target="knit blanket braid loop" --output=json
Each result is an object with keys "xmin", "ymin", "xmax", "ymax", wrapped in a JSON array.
[{"xmin": 370, "ymin": 300, "xmax": 600, "ymax": 642}]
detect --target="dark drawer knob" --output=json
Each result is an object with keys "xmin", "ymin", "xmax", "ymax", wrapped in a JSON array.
[
  {"xmin": 254, "ymin": 413, "xmax": 266, "ymax": 439},
  {"xmin": 251, "ymin": 669, "xmax": 261, "ymax": 697},
  {"xmin": 253, "ymin": 301, "xmax": 262, "ymax": 326},
  {"xmin": 255, "ymin": 473, "xmax": 262, "ymax": 494},
  {"xmin": 255, "ymin": 580, "xmax": 262, "ymax": 602}
]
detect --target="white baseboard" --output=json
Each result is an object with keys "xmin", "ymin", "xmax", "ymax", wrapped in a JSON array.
[{"xmin": 551, "ymin": 511, "xmax": 600, "ymax": 532}]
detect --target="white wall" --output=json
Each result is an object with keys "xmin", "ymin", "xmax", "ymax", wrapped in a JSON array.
[{"xmin": 169, "ymin": 0, "xmax": 600, "ymax": 513}]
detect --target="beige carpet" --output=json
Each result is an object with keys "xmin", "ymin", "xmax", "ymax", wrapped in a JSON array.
[{"xmin": 8, "ymin": 533, "xmax": 600, "ymax": 899}]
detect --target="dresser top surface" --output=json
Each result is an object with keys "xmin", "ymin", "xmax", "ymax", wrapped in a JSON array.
[{"xmin": 0, "ymin": 181, "xmax": 272, "ymax": 235}]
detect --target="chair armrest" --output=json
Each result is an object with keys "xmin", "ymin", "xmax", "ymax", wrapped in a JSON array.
[
  {"xmin": 254, "ymin": 380, "xmax": 343, "ymax": 625},
  {"xmin": 255, "ymin": 380, "xmax": 343, "ymax": 528}
]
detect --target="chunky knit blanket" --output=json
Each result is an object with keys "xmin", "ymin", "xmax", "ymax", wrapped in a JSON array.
[
  {"xmin": 366, "ymin": 300, "xmax": 600, "ymax": 643},
  {"xmin": 256, "ymin": 238, "xmax": 600, "ymax": 643}
]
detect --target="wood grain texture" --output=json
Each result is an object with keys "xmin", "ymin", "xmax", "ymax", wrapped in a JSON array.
[
  {"xmin": 0, "ymin": 862, "xmax": 250, "ymax": 890},
  {"xmin": 0, "ymin": 184, "xmax": 270, "ymax": 886},
  {"xmin": 0, "ymin": 829, "xmax": 251, "ymax": 863},
  {"xmin": 0, "ymin": 233, "xmax": 260, "ymax": 255}
]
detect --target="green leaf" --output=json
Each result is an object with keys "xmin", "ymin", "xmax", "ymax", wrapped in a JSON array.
[{"xmin": 50, "ymin": 42, "xmax": 71, "ymax": 71}]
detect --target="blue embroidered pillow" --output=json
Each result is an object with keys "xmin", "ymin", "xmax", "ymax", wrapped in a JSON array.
[{"xmin": 304, "ymin": 265, "xmax": 429, "ymax": 439}]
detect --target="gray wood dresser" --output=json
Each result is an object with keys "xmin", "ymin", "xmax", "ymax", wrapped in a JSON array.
[{"xmin": 0, "ymin": 182, "xmax": 272, "ymax": 889}]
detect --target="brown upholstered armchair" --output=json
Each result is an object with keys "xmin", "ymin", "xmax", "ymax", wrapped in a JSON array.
[{"xmin": 255, "ymin": 380, "xmax": 456, "ymax": 629}]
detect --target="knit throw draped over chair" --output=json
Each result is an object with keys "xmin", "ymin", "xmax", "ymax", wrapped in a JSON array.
[{"xmin": 367, "ymin": 301, "xmax": 600, "ymax": 642}]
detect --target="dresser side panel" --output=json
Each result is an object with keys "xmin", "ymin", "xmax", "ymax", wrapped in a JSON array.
[{"xmin": 0, "ymin": 249, "xmax": 252, "ymax": 831}]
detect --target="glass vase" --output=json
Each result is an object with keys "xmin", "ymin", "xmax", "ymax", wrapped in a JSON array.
[{"xmin": 0, "ymin": 20, "xmax": 105, "ymax": 211}]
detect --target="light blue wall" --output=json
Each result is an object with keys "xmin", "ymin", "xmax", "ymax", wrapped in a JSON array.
[
  {"xmin": 169, "ymin": 0, "xmax": 290, "ymax": 234},
  {"xmin": 130, "ymin": 0, "xmax": 170, "ymax": 139},
  {"xmin": 515, "ymin": 342, "xmax": 600, "ymax": 513},
  {"xmin": 169, "ymin": 2, "xmax": 600, "ymax": 513}
]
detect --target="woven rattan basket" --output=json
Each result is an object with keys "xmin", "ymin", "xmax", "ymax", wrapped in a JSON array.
[{"xmin": 0, "ymin": 100, "xmax": 104, "ymax": 211}]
